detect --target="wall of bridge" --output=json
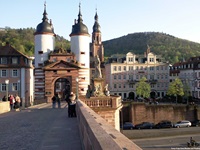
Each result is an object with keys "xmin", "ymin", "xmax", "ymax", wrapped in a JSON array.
[
  {"xmin": 0, "ymin": 101, "xmax": 10, "ymax": 114},
  {"xmin": 122, "ymin": 102, "xmax": 200, "ymax": 125},
  {"xmin": 76, "ymin": 100, "xmax": 142, "ymax": 150}
]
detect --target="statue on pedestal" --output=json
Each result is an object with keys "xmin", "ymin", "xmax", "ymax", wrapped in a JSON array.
[
  {"xmin": 94, "ymin": 55, "xmax": 102, "ymax": 78},
  {"xmin": 104, "ymin": 84, "xmax": 110, "ymax": 96}
]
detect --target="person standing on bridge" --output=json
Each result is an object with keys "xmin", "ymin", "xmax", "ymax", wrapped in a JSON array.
[
  {"xmin": 68, "ymin": 92, "xmax": 76, "ymax": 117},
  {"xmin": 52, "ymin": 94, "xmax": 57, "ymax": 108}
]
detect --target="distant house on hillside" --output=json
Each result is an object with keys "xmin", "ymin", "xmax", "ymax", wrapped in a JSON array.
[{"xmin": 0, "ymin": 28, "xmax": 5, "ymax": 32}]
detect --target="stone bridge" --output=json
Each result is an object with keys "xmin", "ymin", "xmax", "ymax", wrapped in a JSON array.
[{"xmin": 0, "ymin": 100, "xmax": 141, "ymax": 150}]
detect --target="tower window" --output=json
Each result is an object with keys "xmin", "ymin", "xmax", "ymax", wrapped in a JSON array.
[
  {"xmin": 80, "ymin": 52, "xmax": 85, "ymax": 54},
  {"xmin": 38, "ymin": 51, "xmax": 43, "ymax": 54},
  {"xmin": 81, "ymin": 63, "xmax": 85, "ymax": 66}
]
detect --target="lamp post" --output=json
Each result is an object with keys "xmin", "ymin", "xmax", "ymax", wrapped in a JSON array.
[
  {"xmin": 76, "ymin": 77, "xmax": 79, "ymax": 101},
  {"xmin": 5, "ymin": 79, "xmax": 9, "ymax": 101},
  {"xmin": 18, "ymin": 80, "xmax": 20, "ymax": 97}
]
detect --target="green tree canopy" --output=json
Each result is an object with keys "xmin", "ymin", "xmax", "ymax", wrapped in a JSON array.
[
  {"xmin": 136, "ymin": 77, "xmax": 151, "ymax": 98},
  {"xmin": 167, "ymin": 78, "xmax": 184, "ymax": 97}
]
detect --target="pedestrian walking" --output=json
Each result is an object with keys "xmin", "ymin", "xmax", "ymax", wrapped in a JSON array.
[
  {"xmin": 68, "ymin": 92, "xmax": 76, "ymax": 117},
  {"xmin": 2, "ymin": 95, "xmax": 6, "ymax": 101},
  {"xmin": 14, "ymin": 94, "xmax": 21, "ymax": 109},
  {"xmin": 57, "ymin": 93, "xmax": 61, "ymax": 108},
  {"xmin": 52, "ymin": 94, "xmax": 57, "ymax": 108},
  {"xmin": 9, "ymin": 95, "xmax": 15, "ymax": 110}
]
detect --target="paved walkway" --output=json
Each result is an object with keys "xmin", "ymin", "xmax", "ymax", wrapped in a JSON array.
[{"xmin": 0, "ymin": 102, "xmax": 82, "ymax": 150}]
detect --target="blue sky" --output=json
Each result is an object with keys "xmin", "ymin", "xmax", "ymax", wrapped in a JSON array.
[{"xmin": 1, "ymin": 0, "xmax": 200, "ymax": 43}]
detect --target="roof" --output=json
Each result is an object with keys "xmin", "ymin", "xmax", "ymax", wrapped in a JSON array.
[
  {"xmin": 0, "ymin": 43, "xmax": 30, "ymax": 59},
  {"xmin": 34, "ymin": 4, "xmax": 55, "ymax": 35},
  {"xmin": 70, "ymin": 4, "xmax": 89, "ymax": 36},
  {"xmin": 43, "ymin": 60, "xmax": 80, "ymax": 70}
]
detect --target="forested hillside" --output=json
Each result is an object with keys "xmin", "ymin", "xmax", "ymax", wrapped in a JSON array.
[
  {"xmin": 103, "ymin": 32, "xmax": 200, "ymax": 64},
  {"xmin": 1, "ymin": 28, "xmax": 200, "ymax": 64},
  {"xmin": 0, "ymin": 27, "xmax": 70, "ymax": 56}
]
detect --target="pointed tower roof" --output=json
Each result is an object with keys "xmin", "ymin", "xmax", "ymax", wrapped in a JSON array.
[
  {"xmin": 70, "ymin": 3, "xmax": 89, "ymax": 36},
  {"xmin": 93, "ymin": 9, "xmax": 101, "ymax": 33},
  {"xmin": 34, "ymin": 2, "xmax": 55, "ymax": 35}
]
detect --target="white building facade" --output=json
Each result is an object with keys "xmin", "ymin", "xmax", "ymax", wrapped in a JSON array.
[
  {"xmin": 105, "ymin": 47, "xmax": 170, "ymax": 100},
  {"xmin": 170, "ymin": 56, "xmax": 200, "ymax": 100}
]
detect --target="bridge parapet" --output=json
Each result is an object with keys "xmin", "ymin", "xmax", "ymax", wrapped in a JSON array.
[
  {"xmin": 0, "ymin": 101, "xmax": 10, "ymax": 114},
  {"xmin": 76, "ymin": 100, "xmax": 142, "ymax": 150},
  {"xmin": 81, "ymin": 95, "xmax": 122, "ymax": 108}
]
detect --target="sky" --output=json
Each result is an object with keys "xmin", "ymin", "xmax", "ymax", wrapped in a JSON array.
[{"xmin": 1, "ymin": 0, "xmax": 200, "ymax": 43}]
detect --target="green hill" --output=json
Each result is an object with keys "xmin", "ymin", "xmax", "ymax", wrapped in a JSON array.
[
  {"xmin": 0, "ymin": 27, "xmax": 70, "ymax": 56},
  {"xmin": 103, "ymin": 32, "xmax": 200, "ymax": 64}
]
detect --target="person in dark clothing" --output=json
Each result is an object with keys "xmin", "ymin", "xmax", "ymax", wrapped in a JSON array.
[
  {"xmin": 68, "ymin": 92, "xmax": 76, "ymax": 117},
  {"xmin": 52, "ymin": 94, "xmax": 57, "ymax": 108},
  {"xmin": 2, "ymin": 96, "xmax": 6, "ymax": 101}
]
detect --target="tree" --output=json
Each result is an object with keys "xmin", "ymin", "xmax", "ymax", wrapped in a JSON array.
[
  {"xmin": 167, "ymin": 78, "xmax": 184, "ymax": 104},
  {"xmin": 136, "ymin": 77, "xmax": 151, "ymax": 98},
  {"xmin": 183, "ymin": 79, "xmax": 191, "ymax": 104}
]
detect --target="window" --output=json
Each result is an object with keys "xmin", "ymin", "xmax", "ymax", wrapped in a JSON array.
[
  {"xmin": 113, "ymin": 66, "xmax": 117, "ymax": 71},
  {"xmin": 118, "ymin": 66, "xmax": 121, "ymax": 71},
  {"xmin": 1, "ymin": 57, "xmax": 7, "ymax": 64},
  {"xmin": 123, "ymin": 66, "xmax": 126, "ymax": 71},
  {"xmin": 80, "ymin": 51, "xmax": 85, "ymax": 54},
  {"xmin": 123, "ymin": 74, "xmax": 126, "ymax": 79},
  {"xmin": 12, "ymin": 83, "xmax": 18, "ymax": 91},
  {"xmin": 128, "ymin": 57, "xmax": 133, "ymax": 62},
  {"xmin": 156, "ymin": 66, "xmax": 159, "ymax": 70},
  {"xmin": 129, "ymin": 84, "xmax": 133, "ymax": 88},
  {"xmin": 119, "ymin": 84, "xmax": 121, "ymax": 88},
  {"xmin": 12, "ymin": 57, "xmax": 18, "ymax": 64},
  {"xmin": 149, "ymin": 58, "xmax": 154, "ymax": 62},
  {"xmin": 114, "ymin": 75, "xmax": 116, "ymax": 79},
  {"xmin": 38, "ymin": 51, "xmax": 43, "ymax": 54},
  {"xmin": 118, "ymin": 74, "xmax": 121, "ymax": 79},
  {"xmin": 150, "ymin": 75, "xmax": 154, "ymax": 79},
  {"xmin": 114, "ymin": 84, "xmax": 116, "ymax": 88},
  {"xmin": 150, "ymin": 67, "xmax": 154, "ymax": 71},
  {"xmin": 12, "ymin": 70, "xmax": 18, "ymax": 77},
  {"xmin": 1, "ymin": 83, "xmax": 6, "ymax": 91},
  {"xmin": 1, "ymin": 70, "xmax": 7, "ymax": 77}
]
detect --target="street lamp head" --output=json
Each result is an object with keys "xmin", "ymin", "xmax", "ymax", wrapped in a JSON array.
[
  {"xmin": 18, "ymin": 80, "xmax": 20, "ymax": 83},
  {"xmin": 5, "ymin": 79, "xmax": 9, "ymax": 84},
  {"xmin": 76, "ymin": 77, "xmax": 79, "ymax": 82}
]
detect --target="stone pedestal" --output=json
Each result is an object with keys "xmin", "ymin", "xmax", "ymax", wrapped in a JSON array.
[{"xmin": 92, "ymin": 78, "xmax": 105, "ymax": 97}]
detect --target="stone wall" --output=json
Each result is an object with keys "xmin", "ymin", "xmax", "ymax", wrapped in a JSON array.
[
  {"xmin": 122, "ymin": 102, "xmax": 199, "ymax": 124},
  {"xmin": 0, "ymin": 101, "xmax": 10, "ymax": 114},
  {"xmin": 76, "ymin": 100, "xmax": 142, "ymax": 150}
]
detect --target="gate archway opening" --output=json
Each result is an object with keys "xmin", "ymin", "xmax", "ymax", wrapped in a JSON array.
[
  {"xmin": 150, "ymin": 91, "xmax": 157, "ymax": 99},
  {"xmin": 54, "ymin": 78, "xmax": 71, "ymax": 101},
  {"xmin": 128, "ymin": 92, "xmax": 135, "ymax": 100}
]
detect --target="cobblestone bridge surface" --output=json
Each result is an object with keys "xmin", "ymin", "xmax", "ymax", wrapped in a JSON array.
[{"xmin": 0, "ymin": 102, "xmax": 82, "ymax": 150}]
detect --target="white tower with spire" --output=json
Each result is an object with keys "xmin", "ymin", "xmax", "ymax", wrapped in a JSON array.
[
  {"xmin": 34, "ymin": 3, "xmax": 55, "ymax": 100},
  {"xmin": 34, "ymin": 3, "xmax": 56, "ymax": 68},
  {"xmin": 70, "ymin": 4, "xmax": 90, "ymax": 95}
]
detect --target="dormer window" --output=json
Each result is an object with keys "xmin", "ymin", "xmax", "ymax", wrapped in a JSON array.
[
  {"xmin": 149, "ymin": 58, "xmax": 154, "ymax": 62},
  {"xmin": 12, "ymin": 57, "xmax": 18, "ymax": 64},
  {"xmin": 1, "ymin": 57, "xmax": 7, "ymax": 64}
]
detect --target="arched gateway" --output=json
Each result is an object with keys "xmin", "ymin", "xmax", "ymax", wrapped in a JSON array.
[{"xmin": 54, "ymin": 77, "xmax": 71, "ymax": 101}]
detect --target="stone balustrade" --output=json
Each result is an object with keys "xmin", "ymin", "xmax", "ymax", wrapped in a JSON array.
[
  {"xmin": 80, "ymin": 95, "xmax": 122, "ymax": 109},
  {"xmin": 0, "ymin": 101, "xmax": 10, "ymax": 114},
  {"xmin": 76, "ymin": 100, "xmax": 142, "ymax": 150}
]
